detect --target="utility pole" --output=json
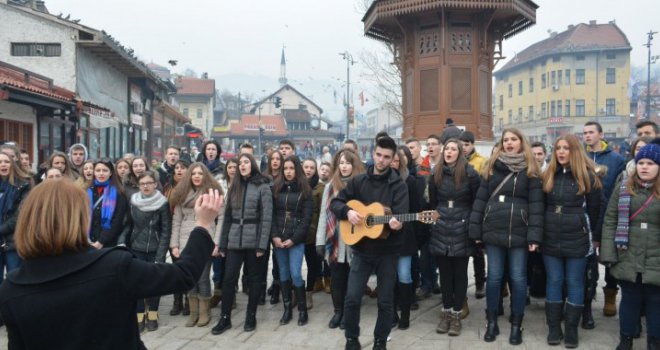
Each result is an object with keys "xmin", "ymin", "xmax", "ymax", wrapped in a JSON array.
[
  {"xmin": 340, "ymin": 51, "xmax": 355, "ymax": 140},
  {"xmin": 644, "ymin": 30, "xmax": 657, "ymax": 120}
]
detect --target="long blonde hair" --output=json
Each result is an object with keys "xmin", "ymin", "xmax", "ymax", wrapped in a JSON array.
[
  {"xmin": 329, "ymin": 149, "xmax": 364, "ymax": 192},
  {"xmin": 543, "ymin": 134, "xmax": 602, "ymax": 195},
  {"xmin": 481, "ymin": 128, "xmax": 539, "ymax": 179}
]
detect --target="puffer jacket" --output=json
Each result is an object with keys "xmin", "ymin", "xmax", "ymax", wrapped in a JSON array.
[
  {"xmin": 469, "ymin": 160, "xmax": 544, "ymax": 248},
  {"xmin": 0, "ymin": 180, "xmax": 30, "ymax": 251},
  {"xmin": 428, "ymin": 164, "xmax": 480, "ymax": 257},
  {"xmin": 399, "ymin": 173, "xmax": 424, "ymax": 256},
  {"xmin": 601, "ymin": 184, "xmax": 660, "ymax": 287},
  {"xmin": 543, "ymin": 168, "xmax": 602, "ymax": 258},
  {"xmin": 220, "ymin": 174, "xmax": 272, "ymax": 252},
  {"xmin": 118, "ymin": 200, "xmax": 172, "ymax": 263},
  {"xmin": 170, "ymin": 190, "xmax": 221, "ymax": 250},
  {"xmin": 585, "ymin": 140, "xmax": 625, "ymax": 201},
  {"xmin": 271, "ymin": 181, "xmax": 314, "ymax": 245},
  {"xmin": 306, "ymin": 179, "xmax": 325, "ymax": 245}
]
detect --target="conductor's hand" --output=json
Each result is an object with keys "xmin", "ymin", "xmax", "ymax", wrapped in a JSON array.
[
  {"xmin": 389, "ymin": 217, "xmax": 402, "ymax": 231},
  {"xmin": 194, "ymin": 189, "xmax": 223, "ymax": 229},
  {"xmin": 347, "ymin": 209, "xmax": 364, "ymax": 226}
]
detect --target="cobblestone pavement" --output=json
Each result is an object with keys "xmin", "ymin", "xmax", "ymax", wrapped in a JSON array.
[{"xmin": 0, "ymin": 265, "xmax": 646, "ymax": 349}]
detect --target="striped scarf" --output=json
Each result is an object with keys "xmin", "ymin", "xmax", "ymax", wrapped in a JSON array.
[
  {"xmin": 615, "ymin": 175, "xmax": 653, "ymax": 249},
  {"xmin": 324, "ymin": 184, "xmax": 339, "ymax": 263}
]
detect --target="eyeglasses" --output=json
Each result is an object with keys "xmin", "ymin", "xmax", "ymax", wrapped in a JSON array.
[{"xmin": 139, "ymin": 181, "xmax": 156, "ymax": 187}]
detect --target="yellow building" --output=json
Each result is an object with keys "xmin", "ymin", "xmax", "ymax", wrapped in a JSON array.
[
  {"xmin": 493, "ymin": 21, "xmax": 632, "ymax": 145},
  {"xmin": 174, "ymin": 75, "xmax": 215, "ymax": 139}
]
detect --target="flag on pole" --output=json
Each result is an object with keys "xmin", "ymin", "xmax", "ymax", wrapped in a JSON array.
[{"xmin": 359, "ymin": 91, "xmax": 365, "ymax": 106}]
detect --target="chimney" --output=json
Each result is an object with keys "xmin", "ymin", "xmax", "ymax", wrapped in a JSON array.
[
  {"xmin": 201, "ymin": 72, "xmax": 208, "ymax": 79},
  {"xmin": 550, "ymin": 31, "xmax": 558, "ymax": 38},
  {"xmin": 589, "ymin": 20, "xmax": 597, "ymax": 26},
  {"xmin": 34, "ymin": 0, "xmax": 48, "ymax": 13},
  {"xmin": 568, "ymin": 24, "xmax": 575, "ymax": 30}
]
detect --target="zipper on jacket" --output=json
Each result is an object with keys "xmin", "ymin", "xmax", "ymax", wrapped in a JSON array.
[
  {"xmin": 239, "ymin": 181, "xmax": 248, "ymax": 249},
  {"xmin": 557, "ymin": 169, "xmax": 566, "ymax": 253},
  {"xmin": 282, "ymin": 186, "xmax": 290, "ymax": 236},
  {"xmin": 508, "ymin": 174, "xmax": 518, "ymax": 248}
]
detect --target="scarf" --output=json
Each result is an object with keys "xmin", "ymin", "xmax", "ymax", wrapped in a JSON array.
[
  {"xmin": 203, "ymin": 158, "xmax": 221, "ymax": 173},
  {"xmin": 615, "ymin": 175, "xmax": 653, "ymax": 249},
  {"xmin": 0, "ymin": 180, "xmax": 16, "ymax": 226},
  {"xmin": 497, "ymin": 152, "xmax": 528, "ymax": 173},
  {"xmin": 131, "ymin": 190, "xmax": 167, "ymax": 212},
  {"xmin": 87, "ymin": 179, "xmax": 118, "ymax": 235},
  {"xmin": 324, "ymin": 176, "xmax": 350, "ymax": 262}
]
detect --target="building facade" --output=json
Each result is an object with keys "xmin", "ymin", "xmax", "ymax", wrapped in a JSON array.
[
  {"xmin": 494, "ymin": 21, "xmax": 632, "ymax": 145},
  {"xmin": 174, "ymin": 76, "xmax": 215, "ymax": 140}
]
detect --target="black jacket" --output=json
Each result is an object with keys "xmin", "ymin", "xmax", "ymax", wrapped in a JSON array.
[
  {"xmin": 118, "ymin": 201, "xmax": 173, "ymax": 262},
  {"xmin": 331, "ymin": 166, "xmax": 409, "ymax": 255},
  {"xmin": 0, "ymin": 180, "xmax": 30, "ymax": 251},
  {"xmin": 469, "ymin": 160, "xmax": 544, "ymax": 248},
  {"xmin": 542, "ymin": 167, "xmax": 602, "ymax": 258},
  {"xmin": 399, "ymin": 174, "xmax": 423, "ymax": 256},
  {"xmin": 271, "ymin": 181, "xmax": 314, "ymax": 245},
  {"xmin": 428, "ymin": 165, "xmax": 480, "ymax": 257},
  {"xmin": 0, "ymin": 227, "xmax": 214, "ymax": 350},
  {"xmin": 89, "ymin": 186, "xmax": 128, "ymax": 247},
  {"xmin": 157, "ymin": 162, "xmax": 174, "ymax": 187}
]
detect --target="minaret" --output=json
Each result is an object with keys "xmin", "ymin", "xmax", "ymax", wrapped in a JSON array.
[{"xmin": 278, "ymin": 47, "xmax": 288, "ymax": 87}]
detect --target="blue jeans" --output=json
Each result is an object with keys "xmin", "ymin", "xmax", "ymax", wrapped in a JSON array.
[
  {"xmin": 486, "ymin": 245, "xmax": 528, "ymax": 315},
  {"xmin": 543, "ymin": 254, "xmax": 587, "ymax": 305},
  {"xmin": 211, "ymin": 256, "xmax": 224, "ymax": 284},
  {"xmin": 619, "ymin": 275, "xmax": 660, "ymax": 338},
  {"xmin": 274, "ymin": 243, "xmax": 305, "ymax": 287},
  {"xmin": 397, "ymin": 256, "xmax": 412, "ymax": 284},
  {"xmin": 0, "ymin": 250, "xmax": 22, "ymax": 284}
]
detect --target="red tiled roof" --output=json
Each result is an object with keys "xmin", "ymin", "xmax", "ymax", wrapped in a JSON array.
[
  {"xmin": 0, "ymin": 64, "xmax": 75, "ymax": 102},
  {"xmin": 175, "ymin": 76, "xmax": 215, "ymax": 96},
  {"xmin": 497, "ymin": 22, "xmax": 631, "ymax": 74},
  {"xmin": 214, "ymin": 114, "xmax": 288, "ymax": 137}
]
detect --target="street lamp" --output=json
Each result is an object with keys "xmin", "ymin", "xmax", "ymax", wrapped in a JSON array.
[
  {"xmin": 644, "ymin": 30, "xmax": 658, "ymax": 120},
  {"xmin": 339, "ymin": 51, "xmax": 356, "ymax": 141}
]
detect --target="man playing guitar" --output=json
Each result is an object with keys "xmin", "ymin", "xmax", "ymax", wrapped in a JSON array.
[{"xmin": 331, "ymin": 136, "xmax": 409, "ymax": 350}]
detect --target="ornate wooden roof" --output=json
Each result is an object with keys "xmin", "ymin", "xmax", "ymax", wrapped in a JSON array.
[{"xmin": 363, "ymin": 0, "xmax": 538, "ymax": 42}]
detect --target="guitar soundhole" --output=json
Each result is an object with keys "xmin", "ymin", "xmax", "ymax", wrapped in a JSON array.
[{"xmin": 366, "ymin": 216, "xmax": 373, "ymax": 227}]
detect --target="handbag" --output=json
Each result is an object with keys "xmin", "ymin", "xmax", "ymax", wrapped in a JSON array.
[{"xmin": 488, "ymin": 173, "xmax": 514, "ymax": 202}]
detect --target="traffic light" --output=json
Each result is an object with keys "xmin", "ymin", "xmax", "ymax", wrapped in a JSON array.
[
  {"xmin": 259, "ymin": 126, "xmax": 265, "ymax": 138},
  {"xmin": 274, "ymin": 96, "xmax": 282, "ymax": 108}
]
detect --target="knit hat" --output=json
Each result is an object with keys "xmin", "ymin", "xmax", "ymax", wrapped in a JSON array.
[{"xmin": 635, "ymin": 143, "xmax": 660, "ymax": 165}]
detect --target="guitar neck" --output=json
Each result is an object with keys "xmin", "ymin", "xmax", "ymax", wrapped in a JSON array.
[{"xmin": 370, "ymin": 213, "xmax": 420, "ymax": 225}]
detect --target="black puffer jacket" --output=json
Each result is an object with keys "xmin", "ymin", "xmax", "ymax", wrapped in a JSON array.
[
  {"xmin": 428, "ymin": 165, "xmax": 480, "ymax": 257},
  {"xmin": 271, "ymin": 181, "xmax": 314, "ymax": 245},
  {"xmin": 399, "ymin": 173, "xmax": 423, "ymax": 256},
  {"xmin": 0, "ymin": 180, "xmax": 30, "ymax": 251},
  {"xmin": 543, "ymin": 167, "xmax": 602, "ymax": 258},
  {"xmin": 118, "ymin": 200, "xmax": 173, "ymax": 263},
  {"xmin": 469, "ymin": 160, "xmax": 544, "ymax": 248}
]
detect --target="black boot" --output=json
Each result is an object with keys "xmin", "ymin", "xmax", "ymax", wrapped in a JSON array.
[
  {"xmin": 244, "ymin": 311, "xmax": 256, "ymax": 332},
  {"xmin": 211, "ymin": 314, "xmax": 232, "ymax": 335},
  {"xmin": 295, "ymin": 284, "xmax": 309, "ymax": 326},
  {"xmin": 509, "ymin": 313, "xmax": 524, "ymax": 345},
  {"xmin": 170, "ymin": 293, "xmax": 183, "ymax": 316},
  {"xmin": 581, "ymin": 300, "xmax": 594, "ymax": 329},
  {"xmin": 373, "ymin": 338, "xmax": 387, "ymax": 350},
  {"xmin": 270, "ymin": 281, "xmax": 281, "ymax": 305},
  {"xmin": 616, "ymin": 335, "xmax": 633, "ymax": 350},
  {"xmin": 564, "ymin": 303, "xmax": 582, "ymax": 349},
  {"xmin": 345, "ymin": 338, "xmax": 361, "ymax": 350},
  {"xmin": 648, "ymin": 336, "xmax": 660, "ymax": 350},
  {"xmin": 182, "ymin": 295, "xmax": 190, "ymax": 316},
  {"xmin": 279, "ymin": 281, "xmax": 293, "ymax": 325},
  {"xmin": 258, "ymin": 282, "xmax": 266, "ymax": 306},
  {"xmin": 329, "ymin": 281, "xmax": 344, "ymax": 329},
  {"xmin": 545, "ymin": 302, "xmax": 563, "ymax": 345},
  {"xmin": 398, "ymin": 282, "xmax": 412, "ymax": 330},
  {"xmin": 484, "ymin": 309, "xmax": 500, "ymax": 342}
]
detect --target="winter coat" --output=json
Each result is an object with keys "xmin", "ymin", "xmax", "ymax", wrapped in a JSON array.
[
  {"xmin": 271, "ymin": 181, "xmax": 314, "ymax": 245},
  {"xmin": 89, "ymin": 187, "xmax": 128, "ymax": 247},
  {"xmin": 0, "ymin": 180, "xmax": 30, "ymax": 251},
  {"xmin": 0, "ymin": 227, "xmax": 214, "ymax": 350},
  {"xmin": 467, "ymin": 151, "xmax": 487, "ymax": 174},
  {"xmin": 469, "ymin": 160, "xmax": 544, "ymax": 248},
  {"xmin": 306, "ymin": 181, "xmax": 325, "ymax": 245},
  {"xmin": 316, "ymin": 183, "xmax": 352, "ymax": 264},
  {"xmin": 399, "ymin": 174, "xmax": 424, "ymax": 256},
  {"xmin": 157, "ymin": 161, "xmax": 175, "ymax": 187},
  {"xmin": 170, "ymin": 190, "xmax": 221, "ymax": 250},
  {"xmin": 601, "ymin": 185, "xmax": 660, "ymax": 287},
  {"xmin": 118, "ymin": 201, "xmax": 172, "ymax": 263},
  {"xmin": 220, "ymin": 174, "xmax": 273, "ymax": 252},
  {"xmin": 331, "ymin": 166, "xmax": 409, "ymax": 255},
  {"xmin": 428, "ymin": 165, "xmax": 480, "ymax": 257},
  {"xmin": 542, "ymin": 168, "xmax": 602, "ymax": 258},
  {"xmin": 585, "ymin": 141, "xmax": 625, "ymax": 201}
]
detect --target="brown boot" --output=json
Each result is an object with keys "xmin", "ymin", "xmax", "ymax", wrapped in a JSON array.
[
  {"xmin": 436, "ymin": 308, "xmax": 451, "ymax": 334},
  {"xmin": 448, "ymin": 310, "xmax": 462, "ymax": 336},
  {"xmin": 460, "ymin": 298, "xmax": 470, "ymax": 319},
  {"xmin": 313, "ymin": 278, "xmax": 324, "ymax": 293},
  {"xmin": 137, "ymin": 312, "xmax": 145, "ymax": 333},
  {"xmin": 185, "ymin": 296, "xmax": 199, "ymax": 327},
  {"xmin": 603, "ymin": 288, "xmax": 618, "ymax": 316},
  {"xmin": 209, "ymin": 282, "xmax": 222, "ymax": 308},
  {"xmin": 197, "ymin": 297, "xmax": 211, "ymax": 327},
  {"xmin": 306, "ymin": 291, "xmax": 313, "ymax": 310},
  {"xmin": 323, "ymin": 277, "xmax": 331, "ymax": 294}
]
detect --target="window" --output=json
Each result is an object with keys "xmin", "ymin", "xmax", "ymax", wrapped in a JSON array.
[
  {"xmin": 518, "ymin": 81, "xmax": 523, "ymax": 96},
  {"xmin": 499, "ymin": 95, "xmax": 503, "ymax": 111},
  {"xmin": 606, "ymin": 68, "xmax": 616, "ymax": 84},
  {"xmin": 576, "ymin": 99, "xmax": 585, "ymax": 116},
  {"xmin": 551, "ymin": 71, "xmax": 556, "ymax": 86},
  {"xmin": 606, "ymin": 52, "xmax": 616, "ymax": 59},
  {"xmin": 576, "ymin": 54, "xmax": 585, "ymax": 61},
  {"xmin": 606, "ymin": 98, "xmax": 616, "ymax": 115},
  {"xmin": 11, "ymin": 43, "xmax": 61, "ymax": 57},
  {"xmin": 182, "ymin": 108, "xmax": 189, "ymax": 117},
  {"xmin": 499, "ymin": 118, "xmax": 503, "ymax": 131},
  {"xmin": 196, "ymin": 109, "xmax": 203, "ymax": 119},
  {"xmin": 542, "ymin": 73, "xmax": 547, "ymax": 89},
  {"xmin": 551, "ymin": 101, "xmax": 556, "ymax": 117},
  {"xmin": 508, "ymin": 84, "xmax": 512, "ymax": 98},
  {"xmin": 565, "ymin": 69, "xmax": 571, "ymax": 84},
  {"xmin": 565, "ymin": 100, "xmax": 571, "ymax": 117},
  {"xmin": 576, "ymin": 69, "xmax": 585, "ymax": 85},
  {"xmin": 518, "ymin": 107, "xmax": 523, "ymax": 122},
  {"xmin": 529, "ymin": 78, "xmax": 534, "ymax": 92},
  {"xmin": 557, "ymin": 100, "xmax": 563, "ymax": 116},
  {"xmin": 541, "ymin": 103, "xmax": 547, "ymax": 118},
  {"xmin": 529, "ymin": 106, "xmax": 534, "ymax": 120},
  {"xmin": 552, "ymin": 56, "xmax": 560, "ymax": 62},
  {"xmin": 508, "ymin": 110, "xmax": 512, "ymax": 124},
  {"xmin": 558, "ymin": 70, "xmax": 563, "ymax": 85}
]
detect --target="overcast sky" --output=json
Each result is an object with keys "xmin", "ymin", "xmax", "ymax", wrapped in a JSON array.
[{"xmin": 45, "ymin": 0, "xmax": 659, "ymax": 116}]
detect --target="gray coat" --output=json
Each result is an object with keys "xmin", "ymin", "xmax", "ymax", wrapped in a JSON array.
[
  {"xmin": 170, "ymin": 190, "xmax": 221, "ymax": 250},
  {"xmin": 220, "ymin": 174, "xmax": 272, "ymax": 251}
]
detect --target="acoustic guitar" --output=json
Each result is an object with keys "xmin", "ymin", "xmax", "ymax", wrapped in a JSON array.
[{"xmin": 340, "ymin": 200, "xmax": 439, "ymax": 246}]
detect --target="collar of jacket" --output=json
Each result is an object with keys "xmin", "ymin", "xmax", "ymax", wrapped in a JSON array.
[
  {"xmin": 586, "ymin": 140, "xmax": 610, "ymax": 154},
  {"xmin": 7, "ymin": 247, "xmax": 127, "ymax": 285},
  {"xmin": 367, "ymin": 165, "xmax": 400, "ymax": 184}
]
